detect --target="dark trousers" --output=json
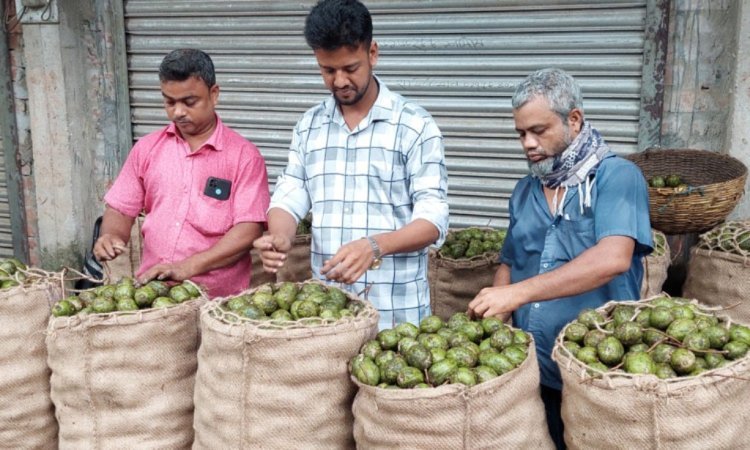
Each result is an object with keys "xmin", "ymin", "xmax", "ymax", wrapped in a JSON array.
[{"xmin": 541, "ymin": 385, "xmax": 565, "ymax": 450}]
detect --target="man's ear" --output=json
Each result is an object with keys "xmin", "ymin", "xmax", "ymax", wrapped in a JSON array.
[
  {"xmin": 368, "ymin": 41, "xmax": 379, "ymax": 67},
  {"xmin": 567, "ymin": 108, "xmax": 583, "ymax": 133},
  {"xmin": 210, "ymin": 84, "xmax": 220, "ymax": 107}
]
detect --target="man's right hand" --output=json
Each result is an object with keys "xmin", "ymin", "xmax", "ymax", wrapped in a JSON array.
[
  {"xmin": 93, "ymin": 233, "xmax": 127, "ymax": 261},
  {"xmin": 253, "ymin": 234, "xmax": 293, "ymax": 273}
]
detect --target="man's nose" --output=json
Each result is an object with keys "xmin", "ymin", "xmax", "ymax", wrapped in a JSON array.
[
  {"xmin": 173, "ymin": 103, "xmax": 186, "ymax": 118},
  {"xmin": 521, "ymin": 134, "xmax": 538, "ymax": 150},
  {"xmin": 333, "ymin": 71, "xmax": 348, "ymax": 88}
]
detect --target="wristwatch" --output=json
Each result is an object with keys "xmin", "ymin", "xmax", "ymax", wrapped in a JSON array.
[{"xmin": 363, "ymin": 236, "xmax": 382, "ymax": 270}]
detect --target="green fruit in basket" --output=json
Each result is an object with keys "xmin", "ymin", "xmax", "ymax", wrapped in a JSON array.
[
  {"xmin": 642, "ymin": 328, "xmax": 664, "ymax": 347},
  {"xmin": 474, "ymin": 365, "xmax": 498, "ymax": 384},
  {"xmin": 576, "ymin": 346, "xmax": 599, "ymax": 365},
  {"xmin": 418, "ymin": 333, "xmax": 449, "ymax": 351},
  {"xmin": 446, "ymin": 346, "xmax": 477, "ymax": 368},
  {"xmin": 0, "ymin": 260, "xmax": 17, "ymax": 275},
  {"xmin": 146, "ymin": 280, "xmax": 170, "ymax": 297},
  {"xmin": 169, "ymin": 285, "xmax": 191, "ymax": 303},
  {"xmin": 614, "ymin": 322, "xmax": 643, "ymax": 346},
  {"xmin": 181, "ymin": 281, "xmax": 200, "ymax": 297},
  {"xmin": 227, "ymin": 295, "xmax": 250, "ymax": 312},
  {"xmin": 704, "ymin": 352, "xmax": 725, "ymax": 369},
  {"xmin": 290, "ymin": 299, "xmax": 319, "ymax": 319},
  {"xmin": 92, "ymin": 297, "xmax": 116, "ymax": 314},
  {"xmin": 694, "ymin": 315, "xmax": 717, "ymax": 331},
  {"xmin": 447, "ymin": 312, "xmax": 471, "ymax": 330},
  {"xmin": 655, "ymin": 363, "xmax": 677, "ymax": 379},
  {"xmin": 78, "ymin": 290, "xmax": 97, "ymax": 304},
  {"xmin": 612, "ymin": 305, "xmax": 636, "ymax": 327},
  {"xmin": 665, "ymin": 174, "xmax": 683, "ymax": 188},
  {"xmin": 683, "ymin": 332, "xmax": 710, "ymax": 352},
  {"xmin": 597, "ymin": 337, "xmax": 625, "ymax": 366},
  {"xmin": 95, "ymin": 285, "xmax": 115, "ymax": 299},
  {"xmin": 481, "ymin": 316, "xmax": 504, "ymax": 336},
  {"xmin": 624, "ymin": 352, "xmax": 655, "ymax": 375},
  {"xmin": 666, "ymin": 319, "xmax": 698, "ymax": 342},
  {"xmin": 724, "ymin": 341, "xmax": 749, "ymax": 360},
  {"xmin": 448, "ymin": 332, "xmax": 471, "ymax": 348},
  {"xmin": 252, "ymin": 292, "xmax": 279, "ymax": 315},
  {"xmin": 152, "ymin": 296, "xmax": 175, "ymax": 308},
  {"xmin": 240, "ymin": 304, "xmax": 265, "ymax": 320},
  {"xmin": 577, "ymin": 308, "xmax": 605, "ymax": 329},
  {"xmin": 397, "ymin": 366, "xmax": 425, "ymax": 388},
  {"xmin": 351, "ymin": 355, "xmax": 380, "ymax": 386},
  {"xmin": 649, "ymin": 176, "xmax": 666, "ymax": 188},
  {"xmin": 380, "ymin": 357, "xmax": 408, "ymax": 385},
  {"xmin": 563, "ymin": 341, "xmax": 581, "ymax": 357},
  {"xmin": 397, "ymin": 337, "xmax": 419, "ymax": 355},
  {"xmin": 513, "ymin": 330, "xmax": 531, "ymax": 346},
  {"xmin": 327, "ymin": 286, "xmax": 348, "ymax": 306},
  {"xmin": 704, "ymin": 325, "xmax": 730, "ymax": 349},
  {"xmin": 450, "ymin": 367, "xmax": 478, "ymax": 387},
  {"xmin": 420, "ymin": 315, "xmax": 444, "ymax": 333},
  {"xmin": 671, "ymin": 305, "xmax": 695, "ymax": 321},
  {"xmin": 428, "ymin": 358, "xmax": 458, "ymax": 385},
  {"xmin": 114, "ymin": 283, "xmax": 136, "ymax": 301},
  {"xmin": 377, "ymin": 328, "xmax": 401, "ymax": 350},
  {"xmin": 116, "ymin": 298, "xmax": 139, "ymax": 311},
  {"xmin": 405, "ymin": 345, "xmax": 432, "ymax": 370},
  {"xmin": 395, "ymin": 322, "xmax": 420, "ymax": 339},
  {"xmin": 564, "ymin": 322, "xmax": 588, "ymax": 343},
  {"xmin": 635, "ymin": 309, "xmax": 651, "ymax": 328},
  {"xmin": 134, "ymin": 285, "xmax": 158, "ymax": 308},
  {"xmin": 273, "ymin": 289, "xmax": 296, "ymax": 311},
  {"xmin": 670, "ymin": 348, "xmax": 696, "ymax": 374},
  {"xmin": 628, "ymin": 343, "xmax": 649, "ymax": 353},
  {"xmin": 458, "ymin": 321, "xmax": 484, "ymax": 344},
  {"xmin": 339, "ymin": 308, "xmax": 354, "ymax": 318},
  {"xmin": 502, "ymin": 345, "xmax": 528, "ymax": 366},
  {"xmin": 52, "ymin": 300, "xmax": 76, "ymax": 317},
  {"xmin": 360, "ymin": 340, "xmax": 382, "ymax": 360},
  {"xmin": 729, "ymin": 325, "xmax": 750, "ymax": 345},
  {"xmin": 490, "ymin": 326, "xmax": 514, "ymax": 351},
  {"xmin": 375, "ymin": 350, "xmax": 398, "ymax": 368},
  {"xmin": 583, "ymin": 329, "xmax": 607, "ymax": 349},
  {"xmin": 319, "ymin": 309, "xmax": 340, "ymax": 320},
  {"xmin": 431, "ymin": 348, "xmax": 447, "ymax": 363},
  {"xmin": 270, "ymin": 309, "xmax": 293, "ymax": 321},
  {"xmin": 651, "ymin": 343, "xmax": 676, "ymax": 364},
  {"xmin": 649, "ymin": 307, "xmax": 674, "ymax": 330}
]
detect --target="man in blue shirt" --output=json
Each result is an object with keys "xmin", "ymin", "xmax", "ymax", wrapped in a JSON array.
[{"xmin": 469, "ymin": 68, "xmax": 652, "ymax": 449}]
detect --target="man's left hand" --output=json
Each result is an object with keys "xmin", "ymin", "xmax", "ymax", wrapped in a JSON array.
[
  {"xmin": 321, "ymin": 238, "xmax": 374, "ymax": 285},
  {"xmin": 468, "ymin": 285, "xmax": 525, "ymax": 322},
  {"xmin": 138, "ymin": 261, "xmax": 196, "ymax": 285}
]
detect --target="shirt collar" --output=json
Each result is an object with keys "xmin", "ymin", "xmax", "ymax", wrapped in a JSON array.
[
  {"xmin": 165, "ymin": 113, "xmax": 225, "ymax": 152},
  {"xmin": 324, "ymin": 75, "xmax": 393, "ymax": 130}
]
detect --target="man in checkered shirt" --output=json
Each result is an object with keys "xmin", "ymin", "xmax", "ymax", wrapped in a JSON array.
[{"xmin": 254, "ymin": 0, "xmax": 449, "ymax": 329}]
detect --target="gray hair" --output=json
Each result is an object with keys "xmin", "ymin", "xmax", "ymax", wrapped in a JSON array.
[{"xmin": 511, "ymin": 68, "xmax": 583, "ymax": 120}]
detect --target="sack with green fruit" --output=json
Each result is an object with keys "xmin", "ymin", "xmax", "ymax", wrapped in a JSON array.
[
  {"xmin": 46, "ymin": 278, "xmax": 207, "ymax": 448},
  {"xmin": 193, "ymin": 280, "xmax": 378, "ymax": 449},
  {"xmin": 0, "ymin": 262, "xmax": 62, "ymax": 447},
  {"xmin": 552, "ymin": 295, "xmax": 750, "ymax": 448},
  {"xmin": 428, "ymin": 227, "xmax": 505, "ymax": 320},
  {"xmin": 350, "ymin": 312, "xmax": 553, "ymax": 448},
  {"xmin": 641, "ymin": 229, "xmax": 670, "ymax": 298},
  {"xmin": 684, "ymin": 220, "xmax": 750, "ymax": 323}
]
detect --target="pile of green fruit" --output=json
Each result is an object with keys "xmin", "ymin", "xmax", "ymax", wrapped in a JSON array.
[
  {"xmin": 0, "ymin": 257, "xmax": 27, "ymax": 290},
  {"xmin": 649, "ymin": 174, "xmax": 687, "ymax": 190},
  {"xmin": 350, "ymin": 312, "xmax": 531, "ymax": 389},
  {"xmin": 652, "ymin": 231, "xmax": 667, "ymax": 257},
  {"xmin": 560, "ymin": 297, "xmax": 750, "ymax": 379},
  {"xmin": 698, "ymin": 221, "xmax": 750, "ymax": 256},
  {"xmin": 217, "ymin": 281, "xmax": 365, "ymax": 322},
  {"xmin": 439, "ymin": 227, "xmax": 506, "ymax": 259},
  {"xmin": 51, "ymin": 278, "xmax": 201, "ymax": 317}
]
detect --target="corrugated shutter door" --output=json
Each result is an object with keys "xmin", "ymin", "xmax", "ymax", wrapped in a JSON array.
[
  {"xmin": 0, "ymin": 139, "xmax": 13, "ymax": 258},
  {"xmin": 124, "ymin": 0, "xmax": 649, "ymax": 228}
]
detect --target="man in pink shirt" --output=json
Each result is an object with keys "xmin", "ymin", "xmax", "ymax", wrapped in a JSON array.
[{"xmin": 94, "ymin": 49, "xmax": 270, "ymax": 297}]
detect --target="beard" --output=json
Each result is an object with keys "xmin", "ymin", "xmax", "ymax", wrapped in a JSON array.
[
  {"xmin": 527, "ymin": 125, "xmax": 574, "ymax": 178},
  {"xmin": 334, "ymin": 73, "xmax": 372, "ymax": 106}
]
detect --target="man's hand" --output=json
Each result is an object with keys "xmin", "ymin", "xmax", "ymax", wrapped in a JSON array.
[
  {"xmin": 321, "ymin": 238, "xmax": 374, "ymax": 285},
  {"xmin": 468, "ymin": 284, "xmax": 526, "ymax": 323},
  {"xmin": 93, "ymin": 233, "xmax": 128, "ymax": 262},
  {"xmin": 138, "ymin": 260, "xmax": 196, "ymax": 285},
  {"xmin": 253, "ymin": 234, "xmax": 293, "ymax": 273}
]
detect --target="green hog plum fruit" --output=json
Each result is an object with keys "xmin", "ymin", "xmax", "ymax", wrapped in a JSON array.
[
  {"xmin": 396, "ymin": 366, "xmax": 425, "ymax": 388},
  {"xmin": 420, "ymin": 315, "xmax": 444, "ymax": 333},
  {"xmin": 578, "ymin": 308, "xmax": 605, "ymax": 329},
  {"xmin": 351, "ymin": 355, "xmax": 380, "ymax": 386},
  {"xmin": 360, "ymin": 341, "xmax": 383, "ymax": 361},
  {"xmin": 377, "ymin": 329, "xmax": 401, "ymax": 350},
  {"xmin": 428, "ymin": 358, "xmax": 458, "ymax": 386},
  {"xmin": 395, "ymin": 322, "xmax": 419, "ymax": 339},
  {"xmin": 450, "ymin": 367, "xmax": 478, "ymax": 387},
  {"xmin": 564, "ymin": 322, "xmax": 588, "ymax": 343},
  {"xmin": 597, "ymin": 337, "xmax": 625, "ymax": 366}
]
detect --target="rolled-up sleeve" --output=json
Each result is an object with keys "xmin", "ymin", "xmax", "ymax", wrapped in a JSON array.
[
  {"xmin": 269, "ymin": 127, "xmax": 311, "ymax": 223},
  {"xmin": 407, "ymin": 117, "xmax": 449, "ymax": 247}
]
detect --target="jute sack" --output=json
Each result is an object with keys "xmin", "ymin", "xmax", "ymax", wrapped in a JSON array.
[
  {"xmin": 683, "ymin": 221, "xmax": 750, "ymax": 323},
  {"xmin": 641, "ymin": 230, "xmax": 670, "ymax": 298},
  {"xmin": 552, "ymin": 299, "xmax": 750, "ymax": 449},
  {"xmin": 428, "ymin": 248, "xmax": 498, "ymax": 320},
  {"xmin": 276, "ymin": 234, "xmax": 312, "ymax": 282},
  {"xmin": 47, "ymin": 295, "xmax": 206, "ymax": 449},
  {"xmin": 193, "ymin": 283, "xmax": 379, "ymax": 449},
  {"xmin": 0, "ymin": 275, "xmax": 62, "ymax": 449},
  {"xmin": 106, "ymin": 215, "xmax": 144, "ymax": 282},
  {"xmin": 351, "ymin": 342, "xmax": 553, "ymax": 449}
]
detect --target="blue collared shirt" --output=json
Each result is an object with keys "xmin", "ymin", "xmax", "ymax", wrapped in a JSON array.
[
  {"xmin": 501, "ymin": 153, "xmax": 652, "ymax": 390},
  {"xmin": 270, "ymin": 78, "xmax": 449, "ymax": 329}
]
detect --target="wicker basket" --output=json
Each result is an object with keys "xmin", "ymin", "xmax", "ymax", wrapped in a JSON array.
[{"xmin": 626, "ymin": 148, "xmax": 747, "ymax": 234}]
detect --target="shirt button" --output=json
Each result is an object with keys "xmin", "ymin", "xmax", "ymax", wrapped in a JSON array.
[
  {"xmin": 344, "ymin": 207, "xmax": 350, "ymax": 213},
  {"xmin": 551, "ymin": 225, "xmax": 556, "ymax": 229},
  {"xmin": 534, "ymin": 303, "xmax": 540, "ymax": 309},
  {"xmin": 175, "ymin": 222, "xmax": 180, "ymax": 227},
  {"xmin": 542, "ymin": 263, "xmax": 549, "ymax": 268}
]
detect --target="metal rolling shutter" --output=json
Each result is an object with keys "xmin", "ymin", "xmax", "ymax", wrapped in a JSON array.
[
  {"xmin": 0, "ymin": 139, "xmax": 12, "ymax": 258},
  {"xmin": 124, "ymin": 0, "xmax": 658, "ymax": 228}
]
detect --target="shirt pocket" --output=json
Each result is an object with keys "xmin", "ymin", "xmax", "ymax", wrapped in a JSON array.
[
  {"xmin": 553, "ymin": 216, "xmax": 596, "ymax": 262},
  {"xmin": 186, "ymin": 194, "xmax": 233, "ymax": 237}
]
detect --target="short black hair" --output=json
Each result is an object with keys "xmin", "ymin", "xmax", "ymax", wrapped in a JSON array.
[
  {"xmin": 158, "ymin": 49, "xmax": 216, "ymax": 88},
  {"xmin": 304, "ymin": 0, "xmax": 373, "ymax": 51}
]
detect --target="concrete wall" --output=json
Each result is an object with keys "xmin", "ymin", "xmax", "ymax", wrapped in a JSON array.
[{"xmin": 661, "ymin": 0, "xmax": 749, "ymax": 220}]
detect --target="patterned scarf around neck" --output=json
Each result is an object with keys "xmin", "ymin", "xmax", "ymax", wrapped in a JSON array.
[{"xmin": 537, "ymin": 121, "xmax": 610, "ymax": 216}]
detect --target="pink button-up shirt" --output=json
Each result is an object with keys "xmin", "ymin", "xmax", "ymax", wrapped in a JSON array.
[{"xmin": 104, "ymin": 116, "xmax": 270, "ymax": 297}]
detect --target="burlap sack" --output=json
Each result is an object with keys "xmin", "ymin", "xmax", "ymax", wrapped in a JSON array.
[
  {"xmin": 106, "ymin": 215, "xmax": 144, "ymax": 282},
  {"xmin": 352, "ymin": 342, "xmax": 553, "ymax": 449},
  {"xmin": 276, "ymin": 234, "xmax": 312, "ymax": 282},
  {"xmin": 0, "ymin": 276, "xmax": 62, "ymax": 449},
  {"xmin": 553, "ymin": 299, "xmax": 750, "ymax": 449},
  {"xmin": 47, "ymin": 296, "xmax": 206, "ymax": 449},
  {"xmin": 428, "ymin": 248, "xmax": 498, "ymax": 320},
  {"xmin": 641, "ymin": 230, "xmax": 670, "ymax": 298},
  {"xmin": 683, "ymin": 247, "xmax": 750, "ymax": 323},
  {"xmin": 193, "ymin": 284, "xmax": 379, "ymax": 449}
]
